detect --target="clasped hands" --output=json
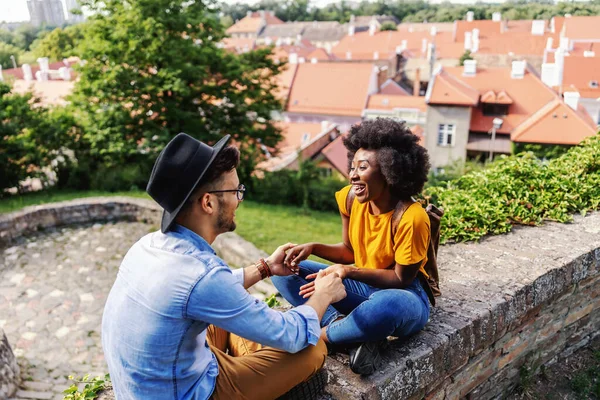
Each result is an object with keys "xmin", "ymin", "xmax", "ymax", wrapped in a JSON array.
[{"xmin": 266, "ymin": 242, "xmax": 352, "ymax": 302}]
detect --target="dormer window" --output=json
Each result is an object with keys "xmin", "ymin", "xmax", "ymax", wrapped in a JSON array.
[{"xmin": 482, "ymin": 103, "xmax": 509, "ymax": 116}]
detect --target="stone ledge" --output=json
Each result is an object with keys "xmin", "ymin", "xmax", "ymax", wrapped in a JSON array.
[{"xmin": 2, "ymin": 199, "xmax": 599, "ymax": 399}]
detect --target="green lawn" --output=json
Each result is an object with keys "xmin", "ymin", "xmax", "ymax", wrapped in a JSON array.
[{"xmin": 0, "ymin": 190, "xmax": 342, "ymax": 256}]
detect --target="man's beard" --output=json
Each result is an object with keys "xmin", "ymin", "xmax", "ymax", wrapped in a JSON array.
[{"xmin": 216, "ymin": 197, "xmax": 236, "ymax": 233}]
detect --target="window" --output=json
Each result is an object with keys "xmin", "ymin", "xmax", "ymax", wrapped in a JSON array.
[
  {"xmin": 482, "ymin": 103, "xmax": 508, "ymax": 116},
  {"xmin": 437, "ymin": 124, "xmax": 455, "ymax": 147}
]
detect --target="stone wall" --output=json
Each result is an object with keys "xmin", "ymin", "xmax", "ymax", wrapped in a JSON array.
[
  {"xmin": 1, "ymin": 198, "xmax": 599, "ymax": 399},
  {"xmin": 0, "ymin": 328, "xmax": 20, "ymax": 399}
]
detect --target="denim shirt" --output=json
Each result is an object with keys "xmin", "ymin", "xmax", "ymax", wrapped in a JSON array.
[{"xmin": 102, "ymin": 225, "xmax": 321, "ymax": 400}]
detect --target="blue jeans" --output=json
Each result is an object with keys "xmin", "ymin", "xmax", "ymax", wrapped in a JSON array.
[{"xmin": 271, "ymin": 260, "xmax": 430, "ymax": 345}]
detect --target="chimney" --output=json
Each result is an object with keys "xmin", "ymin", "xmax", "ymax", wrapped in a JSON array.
[
  {"xmin": 472, "ymin": 37, "xmax": 479, "ymax": 53},
  {"xmin": 563, "ymin": 91, "xmax": 580, "ymax": 110},
  {"xmin": 421, "ymin": 38, "xmax": 428, "ymax": 54},
  {"xmin": 373, "ymin": 51, "xmax": 379, "ymax": 60},
  {"xmin": 414, "ymin": 68, "xmax": 421, "ymax": 96},
  {"xmin": 555, "ymin": 48, "xmax": 565, "ymax": 87},
  {"xmin": 346, "ymin": 51, "xmax": 352, "ymax": 60},
  {"xmin": 275, "ymin": 38, "xmax": 282, "ymax": 46},
  {"xmin": 466, "ymin": 11, "xmax": 474, "ymax": 22},
  {"xmin": 289, "ymin": 53, "xmax": 298, "ymax": 64},
  {"xmin": 531, "ymin": 20, "xmax": 545, "ymax": 36},
  {"xmin": 348, "ymin": 24, "xmax": 355, "ymax": 36},
  {"xmin": 265, "ymin": 37, "xmax": 272, "ymax": 46},
  {"xmin": 546, "ymin": 37, "xmax": 553, "ymax": 50},
  {"xmin": 559, "ymin": 37, "xmax": 570, "ymax": 50},
  {"xmin": 350, "ymin": 14, "xmax": 355, "ymax": 23},
  {"xmin": 311, "ymin": 58, "xmax": 318, "ymax": 64},
  {"xmin": 401, "ymin": 39, "xmax": 408, "ymax": 50},
  {"xmin": 296, "ymin": 34, "xmax": 302, "ymax": 44},
  {"xmin": 259, "ymin": 10, "xmax": 265, "ymax": 19},
  {"xmin": 298, "ymin": 57, "xmax": 306, "ymax": 63},
  {"xmin": 369, "ymin": 19, "xmax": 377, "ymax": 36},
  {"xmin": 541, "ymin": 63, "xmax": 556, "ymax": 87},
  {"xmin": 463, "ymin": 59, "xmax": 477, "ymax": 76},
  {"xmin": 58, "ymin": 66, "xmax": 71, "ymax": 81},
  {"xmin": 492, "ymin": 12, "xmax": 501, "ymax": 22},
  {"xmin": 464, "ymin": 32, "xmax": 472, "ymax": 51},
  {"xmin": 584, "ymin": 51, "xmax": 595, "ymax": 57},
  {"xmin": 246, "ymin": 11, "xmax": 252, "ymax": 17},
  {"xmin": 511, "ymin": 60, "xmax": 526, "ymax": 79},
  {"xmin": 321, "ymin": 120, "xmax": 330, "ymax": 132},
  {"xmin": 22, "ymin": 64, "xmax": 33, "ymax": 81}
]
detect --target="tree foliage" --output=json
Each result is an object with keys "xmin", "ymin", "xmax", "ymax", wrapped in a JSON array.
[
  {"xmin": 0, "ymin": 42, "xmax": 21, "ymax": 69},
  {"xmin": 380, "ymin": 21, "xmax": 397, "ymax": 31},
  {"xmin": 31, "ymin": 24, "xmax": 87, "ymax": 61},
  {"xmin": 459, "ymin": 50, "xmax": 473, "ymax": 66},
  {"xmin": 0, "ymin": 82, "xmax": 67, "ymax": 194},
  {"xmin": 69, "ymin": 0, "xmax": 285, "ymax": 186}
]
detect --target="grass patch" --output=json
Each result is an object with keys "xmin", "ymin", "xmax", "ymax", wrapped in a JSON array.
[
  {"xmin": 235, "ymin": 201, "xmax": 342, "ymax": 258},
  {"xmin": 0, "ymin": 190, "xmax": 343, "ymax": 257}
]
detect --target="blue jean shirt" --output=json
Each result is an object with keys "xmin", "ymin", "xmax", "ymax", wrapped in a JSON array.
[{"xmin": 102, "ymin": 225, "xmax": 321, "ymax": 400}]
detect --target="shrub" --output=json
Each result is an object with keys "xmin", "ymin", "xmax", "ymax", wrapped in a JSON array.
[{"xmin": 426, "ymin": 134, "xmax": 600, "ymax": 243}]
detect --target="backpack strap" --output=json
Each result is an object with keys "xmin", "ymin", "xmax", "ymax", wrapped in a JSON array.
[{"xmin": 345, "ymin": 187, "xmax": 355, "ymax": 217}]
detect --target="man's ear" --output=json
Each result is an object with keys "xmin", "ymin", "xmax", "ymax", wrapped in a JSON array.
[{"xmin": 199, "ymin": 193, "xmax": 215, "ymax": 215}]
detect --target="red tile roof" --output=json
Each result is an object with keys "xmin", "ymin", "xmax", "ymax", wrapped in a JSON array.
[
  {"xmin": 511, "ymin": 99, "xmax": 597, "ymax": 144},
  {"xmin": 560, "ymin": 56, "xmax": 600, "ymax": 98},
  {"xmin": 428, "ymin": 65, "xmax": 558, "ymax": 134},
  {"xmin": 221, "ymin": 37, "xmax": 256, "ymax": 53},
  {"xmin": 562, "ymin": 16, "xmax": 600, "ymax": 40},
  {"xmin": 274, "ymin": 63, "xmax": 298, "ymax": 102},
  {"xmin": 274, "ymin": 121, "xmax": 325, "ymax": 154},
  {"xmin": 307, "ymin": 48, "xmax": 333, "ymax": 61},
  {"xmin": 475, "ymin": 32, "xmax": 549, "ymax": 56},
  {"xmin": 320, "ymin": 135, "xmax": 348, "ymax": 177},
  {"xmin": 226, "ymin": 11, "xmax": 283, "ymax": 35},
  {"xmin": 286, "ymin": 62, "xmax": 376, "ymax": 117},
  {"xmin": 331, "ymin": 30, "xmax": 460, "ymax": 61},
  {"xmin": 379, "ymin": 79, "xmax": 410, "ymax": 95},
  {"xmin": 545, "ymin": 42, "xmax": 597, "ymax": 62},
  {"xmin": 366, "ymin": 94, "xmax": 427, "ymax": 112}
]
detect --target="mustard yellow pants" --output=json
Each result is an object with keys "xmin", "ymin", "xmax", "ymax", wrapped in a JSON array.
[{"xmin": 207, "ymin": 325, "xmax": 327, "ymax": 400}]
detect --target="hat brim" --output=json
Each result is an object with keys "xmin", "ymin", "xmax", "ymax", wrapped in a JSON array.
[{"xmin": 160, "ymin": 135, "xmax": 231, "ymax": 233}]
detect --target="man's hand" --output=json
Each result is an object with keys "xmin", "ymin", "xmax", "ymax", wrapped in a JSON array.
[
  {"xmin": 313, "ymin": 270, "xmax": 347, "ymax": 303},
  {"xmin": 299, "ymin": 264, "xmax": 357, "ymax": 298},
  {"xmin": 267, "ymin": 243, "xmax": 299, "ymax": 276},
  {"xmin": 283, "ymin": 243, "xmax": 314, "ymax": 269}
]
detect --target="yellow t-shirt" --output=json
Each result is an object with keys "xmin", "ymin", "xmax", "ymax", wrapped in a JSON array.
[{"xmin": 335, "ymin": 185, "xmax": 430, "ymax": 276}]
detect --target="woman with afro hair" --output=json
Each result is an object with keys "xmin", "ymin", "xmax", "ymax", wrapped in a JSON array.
[{"xmin": 272, "ymin": 118, "xmax": 433, "ymax": 376}]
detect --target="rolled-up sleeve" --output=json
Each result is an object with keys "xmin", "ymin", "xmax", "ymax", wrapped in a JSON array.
[
  {"xmin": 231, "ymin": 267, "xmax": 245, "ymax": 287},
  {"xmin": 186, "ymin": 265, "xmax": 320, "ymax": 353}
]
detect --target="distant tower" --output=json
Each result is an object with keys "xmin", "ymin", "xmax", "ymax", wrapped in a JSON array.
[
  {"xmin": 64, "ymin": 0, "xmax": 85, "ymax": 23},
  {"xmin": 27, "ymin": 0, "xmax": 65, "ymax": 27}
]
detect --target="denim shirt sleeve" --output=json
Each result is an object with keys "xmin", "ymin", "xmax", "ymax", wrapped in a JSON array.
[
  {"xmin": 231, "ymin": 267, "xmax": 245, "ymax": 287},
  {"xmin": 186, "ymin": 265, "xmax": 320, "ymax": 353}
]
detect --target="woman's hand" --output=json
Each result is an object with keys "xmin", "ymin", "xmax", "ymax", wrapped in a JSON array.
[
  {"xmin": 283, "ymin": 243, "xmax": 315, "ymax": 269},
  {"xmin": 267, "ymin": 243, "xmax": 299, "ymax": 276},
  {"xmin": 299, "ymin": 264, "xmax": 356, "ymax": 298}
]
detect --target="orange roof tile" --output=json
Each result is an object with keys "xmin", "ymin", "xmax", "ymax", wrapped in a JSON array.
[
  {"xmin": 511, "ymin": 99, "xmax": 597, "ymax": 144},
  {"xmin": 274, "ymin": 63, "xmax": 298, "ymax": 102},
  {"xmin": 427, "ymin": 68, "xmax": 480, "ymax": 106},
  {"xmin": 226, "ymin": 11, "xmax": 283, "ymax": 35},
  {"xmin": 274, "ymin": 121, "xmax": 325, "ymax": 154},
  {"xmin": 430, "ymin": 65, "xmax": 558, "ymax": 134},
  {"xmin": 221, "ymin": 37, "xmax": 256, "ymax": 53},
  {"xmin": 331, "ymin": 30, "xmax": 458, "ymax": 61},
  {"xmin": 366, "ymin": 94, "xmax": 427, "ymax": 112},
  {"xmin": 398, "ymin": 22, "xmax": 454, "ymax": 33},
  {"xmin": 545, "ymin": 42, "xmax": 597, "ymax": 63},
  {"xmin": 480, "ymin": 90, "xmax": 513, "ymax": 104},
  {"xmin": 562, "ymin": 16, "xmax": 600, "ymax": 40},
  {"xmin": 380, "ymin": 79, "xmax": 410, "ymax": 95},
  {"xmin": 475, "ymin": 32, "xmax": 550, "ymax": 56},
  {"xmin": 560, "ymin": 56, "xmax": 600, "ymax": 98},
  {"xmin": 307, "ymin": 48, "xmax": 333, "ymax": 61},
  {"xmin": 286, "ymin": 62, "xmax": 376, "ymax": 117},
  {"xmin": 320, "ymin": 135, "xmax": 349, "ymax": 177},
  {"xmin": 454, "ymin": 20, "xmax": 501, "ymax": 41}
]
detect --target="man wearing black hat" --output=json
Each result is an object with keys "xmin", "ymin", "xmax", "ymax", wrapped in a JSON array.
[{"xmin": 101, "ymin": 133, "xmax": 347, "ymax": 400}]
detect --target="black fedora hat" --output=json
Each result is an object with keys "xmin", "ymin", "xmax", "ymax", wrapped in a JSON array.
[{"xmin": 146, "ymin": 133, "xmax": 231, "ymax": 233}]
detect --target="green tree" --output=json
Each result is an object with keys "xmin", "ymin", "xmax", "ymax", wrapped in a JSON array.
[
  {"xmin": 0, "ymin": 42, "xmax": 21, "ymax": 69},
  {"xmin": 31, "ymin": 24, "xmax": 87, "ymax": 60},
  {"xmin": 12, "ymin": 24, "xmax": 44, "ymax": 51},
  {"xmin": 380, "ymin": 21, "xmax": 397, "ymax": 31},
  {"xmin": 71, "ymin": 0, "xmax": 285, "ymax": 186},
  {"xmin": 0, "ymin": 29, "xmax": 15, "ymax": 45},
  {"xmin": 459, "ymin": 50, "xmax": 473, "ymax": 66},
  {"xmin": 0, "ymin": 82, "xmax": 65, "ymax": 193}
]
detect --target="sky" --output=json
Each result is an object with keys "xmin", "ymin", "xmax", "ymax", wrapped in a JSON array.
[{"xmin": 0, "ymin": 0, "xmax": 343, "ymax": 23}]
